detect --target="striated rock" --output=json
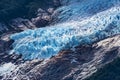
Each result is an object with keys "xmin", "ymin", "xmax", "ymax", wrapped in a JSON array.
[
  {"xmin": 0, "ymin": 18, "xmax": 36, "ymax": 36},
  {"xmin": 0, "ymin": 0, "xmax": 61, "ymax": 34},
  {"xmin": 0, "ymin": 23, "xmax": 9, "ymax": 34},
  {"xmin": 9, "ymin": 18, "xmax": 36, "ymax": 31},
  {"xmin": 31, "ymin": 0, "xmax": 61, "ymax": 27},
  {"xmin": 1, "ymin": 34, "xmax": 120, "ymax": 80},
  {"xmin": 31, "ymin": 9, "xmax": 51, "ymax": 27},
  {"xmin": 85, "ymin": 58, "xmax": 120, "ymax": 80},
  {"xmin": 0, "ymin": 31, "xmax": 24, "ymax": 66},
  {"xmin": 32, "ymin": 7, "xmax": 55, "ymax": 27}
]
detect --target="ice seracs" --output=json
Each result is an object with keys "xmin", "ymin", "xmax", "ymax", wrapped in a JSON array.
[
  {"xmin": 10, "ymin": 6, "xmax": 120, "ymax": 60},
  {"xmin": 53, "ymin": 0, "xmax": 120, "ymax": 23}
]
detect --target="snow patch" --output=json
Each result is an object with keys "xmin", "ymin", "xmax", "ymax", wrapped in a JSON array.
[{"xmin": 0, "ymin": 63, "xmax": 16, "ymax": 76}]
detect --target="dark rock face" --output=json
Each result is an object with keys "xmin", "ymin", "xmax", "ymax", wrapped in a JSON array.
[
  {"xmin": 86, "ymin": 58, "xmax": 120, "ymax": 80},
  {"xmin": 0, "ymin": 0, "xmax": 61, "ymax": 22},
  {"xmin": 1, "ymin": 35, "xmax": 120, "ymax": 80},
  {"xmin": 0, "ymin": 35, "xmax": 23, "ymax": 65},
  {"xmin": 0, "ymin": 18, "xmax": 35, "ymax": 35},
  {"xmin": 0, "ymin": 0, "xmax": 61, "ymax": 35},
  {"xmin": 31, "ymin": 0, "xmax": 61, "ymax": 27},
  {"xmin": 31, "ymin": 8, "xmax": 52, "ymax": 27}
]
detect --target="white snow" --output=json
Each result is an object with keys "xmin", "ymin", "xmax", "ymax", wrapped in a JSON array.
[{"xmin": 0, "ymin": 63, "xmax": 16, "ymax": 76}]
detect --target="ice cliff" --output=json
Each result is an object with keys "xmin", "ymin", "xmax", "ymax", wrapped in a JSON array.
[{"xmin": 10, "ymin": 0, "xmax": 120, "ymax": 60}]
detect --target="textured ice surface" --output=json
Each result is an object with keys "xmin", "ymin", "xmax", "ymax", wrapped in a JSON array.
[
  {"xmin": 54, "ymin": 0, "xmax": 120, "ymax": 23},
  {"xmin": 10, "ymin": 6, "xmax": 120, "ymax": 60},
  {"xmin": 0, "ymin": 63, "xmax": 16, "ymax": 76}
]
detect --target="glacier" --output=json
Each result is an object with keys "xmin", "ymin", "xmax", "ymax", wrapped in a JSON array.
[
  {"xmin": 53, "ymin": 0, "xmax": 120, "ymax": 23},
  {"xmin": 10, "ymin": 6, "xmax": 120, "ymax": 60}
]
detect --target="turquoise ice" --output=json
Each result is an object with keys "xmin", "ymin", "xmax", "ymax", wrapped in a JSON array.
[{"xmin": 10, "ymin": 6, "xmax": 120, "ymax": 60}]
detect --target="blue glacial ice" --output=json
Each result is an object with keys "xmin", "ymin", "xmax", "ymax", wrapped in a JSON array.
[
  {"xmin": 53, "ymin": 0, "xmax": 120, "ymax": 23},
  {"xmin": 10, "ymin": 6, "xmax": 120, "ymax": 60}
]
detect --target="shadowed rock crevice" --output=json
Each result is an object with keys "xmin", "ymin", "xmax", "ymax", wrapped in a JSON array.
[
  {"xmin": 85, "ymin": 58, "xmax": 120, "ymax": 80},
  {"xmin": 102, "ymin": 47, "xmax": 119, "ymax": 63}
]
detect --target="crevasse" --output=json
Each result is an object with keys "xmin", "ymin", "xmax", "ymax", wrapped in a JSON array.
[{"xmin": 10, "ymin": 6, "xmax": 120, "ymax": 60}]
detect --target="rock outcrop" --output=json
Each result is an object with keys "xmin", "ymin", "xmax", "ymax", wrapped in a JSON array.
[{"xmin": 0, "ymin": 0, "xmax": 61, "ymax": 35}]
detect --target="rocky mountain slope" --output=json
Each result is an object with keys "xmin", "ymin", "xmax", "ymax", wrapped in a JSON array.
[
  {"xmin": 0, "ymin": 0, "xmax": 120, "ymax": 80},
  {"xmin": 2, "ymin": 34, "xmax": 120, "ymax": 80},
  {"xmin": 0, "ymin": 0, "xmax": 60, "ymax": 34}
]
